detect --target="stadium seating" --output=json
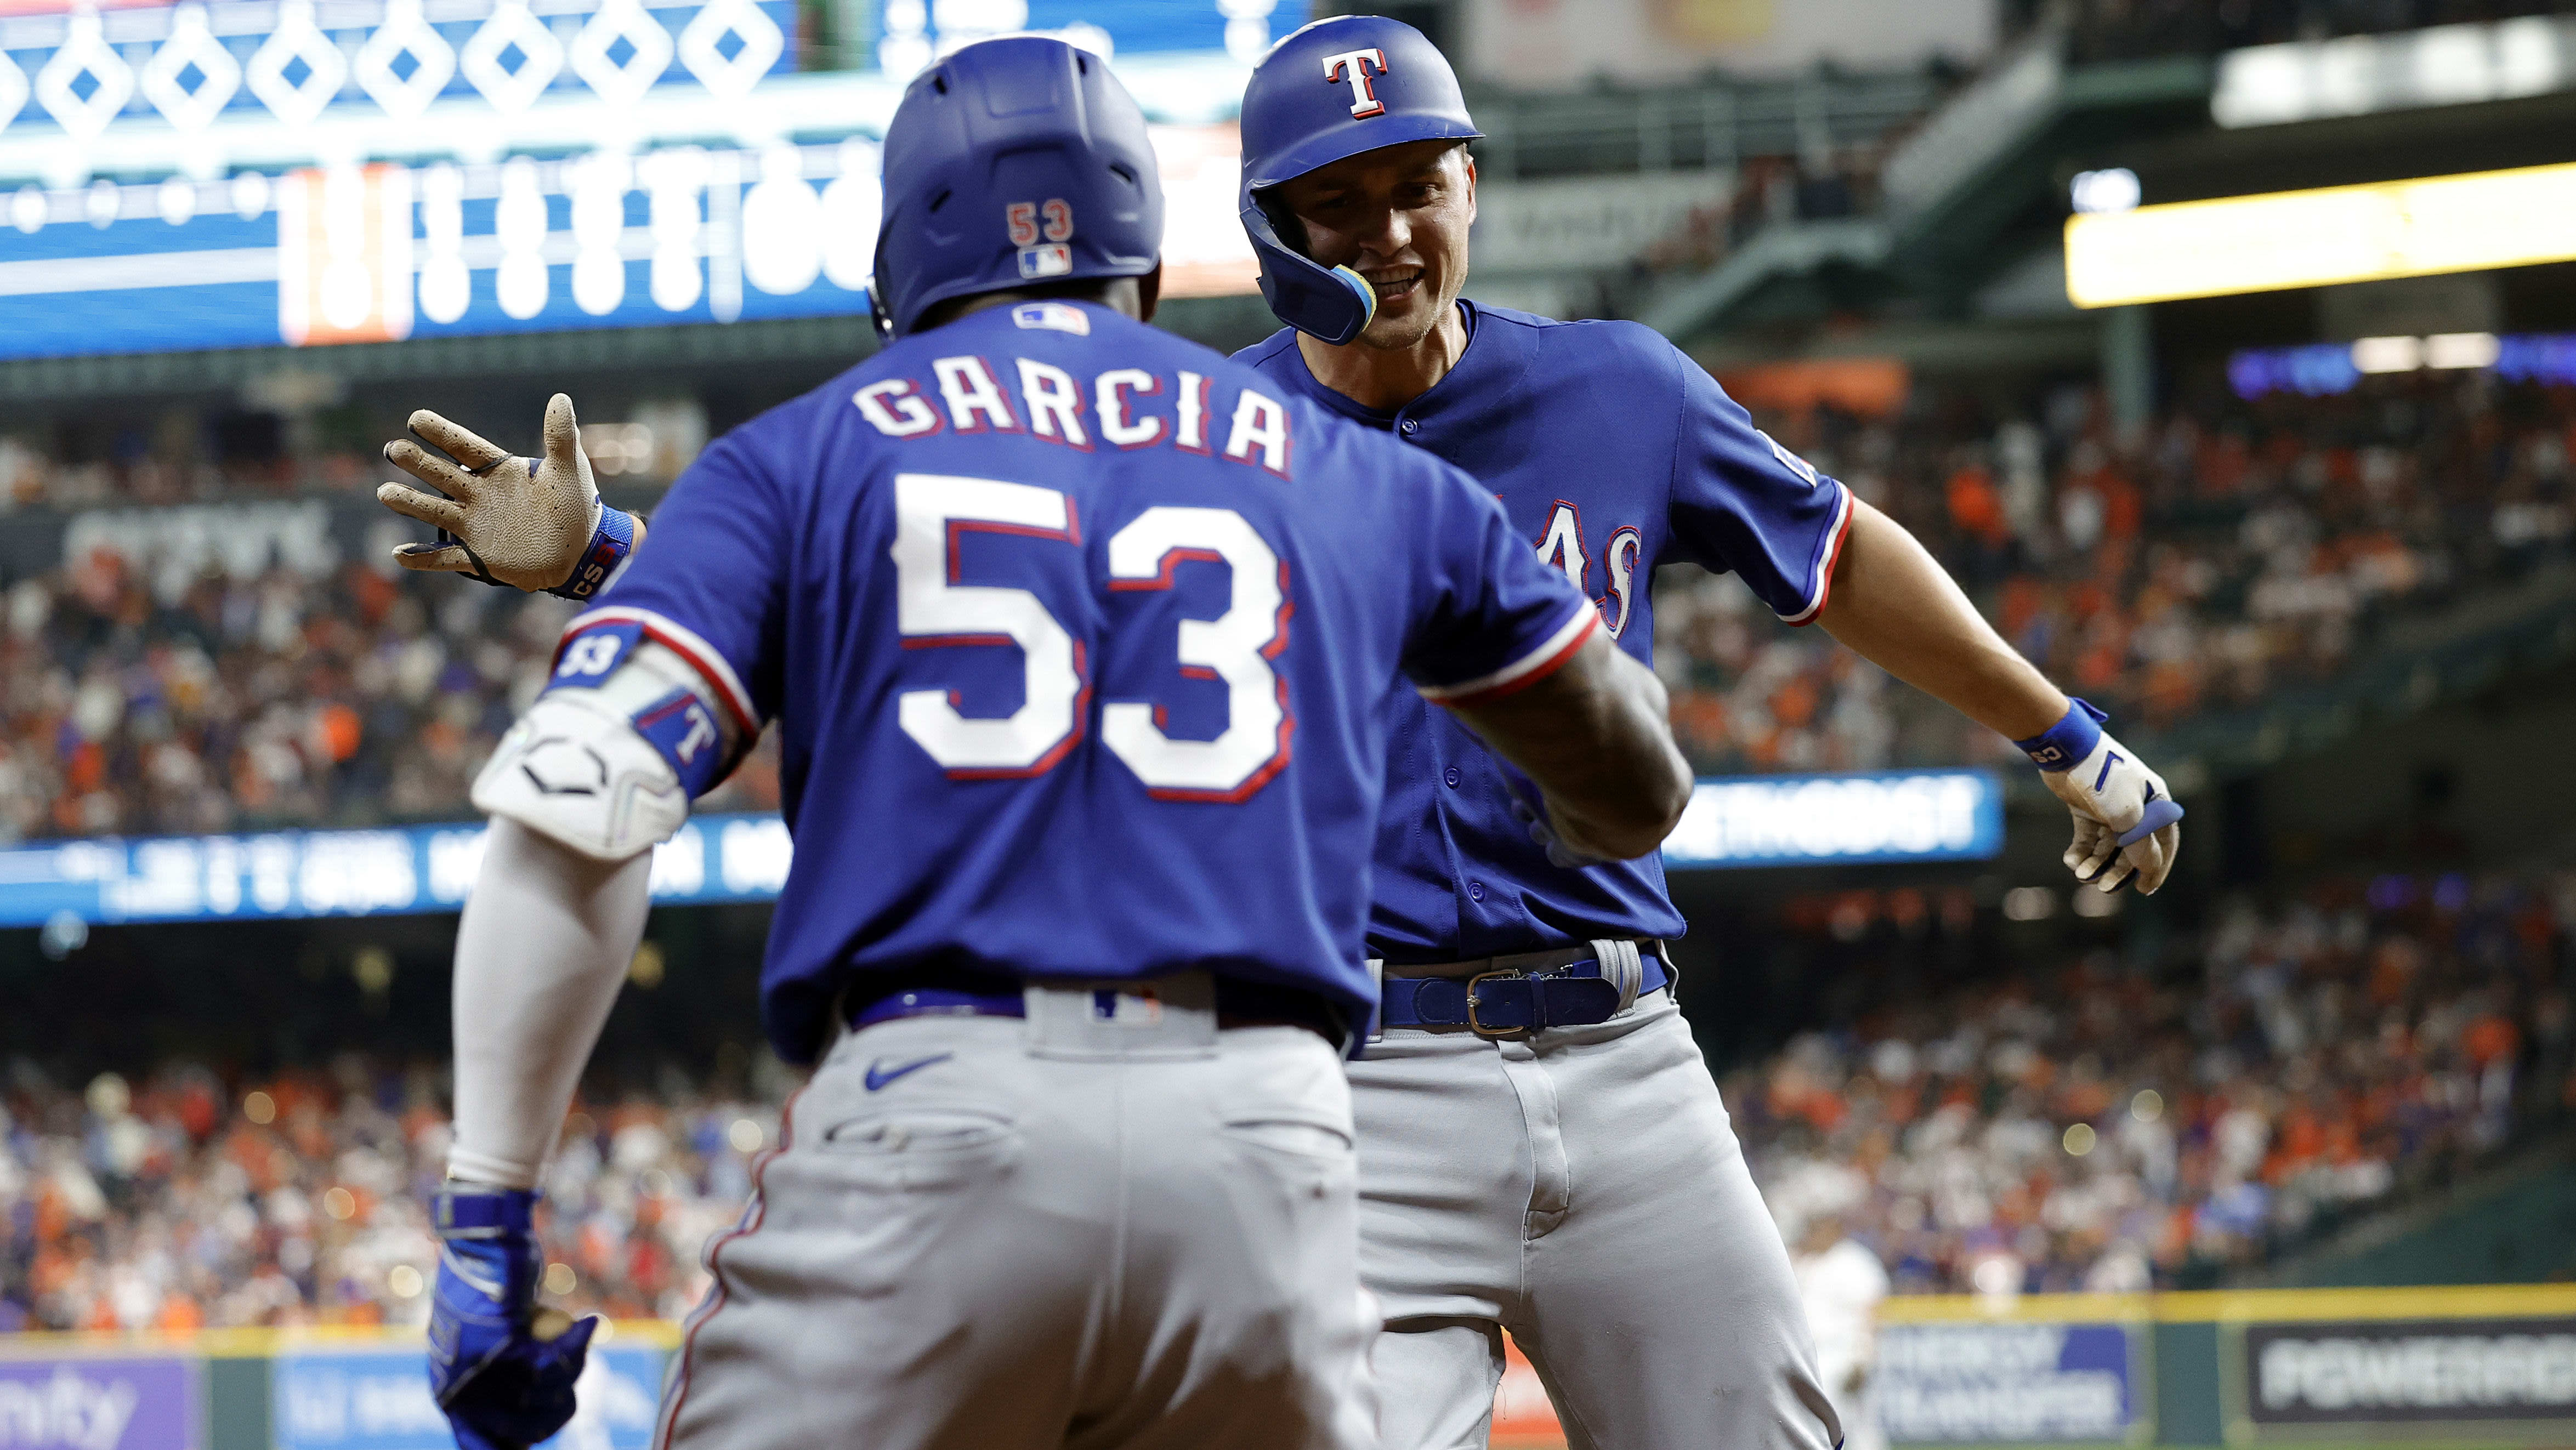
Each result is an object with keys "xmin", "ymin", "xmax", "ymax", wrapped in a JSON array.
[
  {"xmin": 2, "ymin": 865, "xmax": 2564, "ymax": 1329},
  {"xmin": 2, "ymin": 371, "xmax": 2569, "ymax": 833},
  {"xmin": 1658, "ymin": 371, "xmax": 2576, "ymax": 775},
  {"xmin": 1745, "ymin": 869, "xmax": 2576, "ymax": 1294}
]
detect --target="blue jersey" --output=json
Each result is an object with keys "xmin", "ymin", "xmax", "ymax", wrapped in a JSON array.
[
  {"xmin": 1239, "ymin": 301, "xmax": 1854, "ymax": 962},
  {"xmin": 569, "ymin": 300, "xmax": 1596, "ymax": 1060}
]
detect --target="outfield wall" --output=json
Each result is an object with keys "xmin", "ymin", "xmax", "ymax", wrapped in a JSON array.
[{"xmin": 4, "ymin": 1286, "xmax": 2573, "ymax": 1449}]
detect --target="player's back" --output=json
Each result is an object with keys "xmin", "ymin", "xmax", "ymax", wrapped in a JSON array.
[{"xmin": 585, "ymin": 299, "xmax": 1591, "ymax": 1058}]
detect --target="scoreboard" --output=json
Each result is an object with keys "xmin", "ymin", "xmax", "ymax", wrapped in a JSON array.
[{"xmin": 0, "ymin": 0, "xmax": 1285, "ymax": 360}]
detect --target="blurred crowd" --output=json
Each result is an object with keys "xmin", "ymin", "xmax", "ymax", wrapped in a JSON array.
[
  {"xmin": 0, "ymin": 551, "xmax": 779, "ymax": 844},
  {"xmin": 0, "ymin": 1056, "xmax": 786, "ymax": 1334},
  {"xmin": 3, "ymin": 864, "xmax": 2566, "ymax": 1331},
  {"xmin": 0, "ymin": 370, "xmax": 2569, "ymax": 834},
  {"xmin": 1749, "ymin": 868, "xmax": 2576, "ymax": 1293},
  {"xmin": 1654, "ymin": 372, "xmax": 2576, "ymax": 775},
  {"xmin": 1997, "ymin": 0, "xmax": 2576, "ymax": 66}
]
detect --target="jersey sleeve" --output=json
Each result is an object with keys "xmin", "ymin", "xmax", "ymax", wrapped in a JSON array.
[
  {"xmin": 1664, "ymin": 348, "xmax": 1856, "ymax": 626},
  {"xmin": 1399, "ymin": 456, "xmax": 1602, "ymax": 707},
  {"xmin": 559, "ymin": 434, "xmax": 788, "ymax": 736}
]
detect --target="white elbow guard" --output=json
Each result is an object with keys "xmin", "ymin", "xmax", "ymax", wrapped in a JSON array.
[{"xmin": 473, "ymin": 638, "xmax": 742, "ymax": 862}]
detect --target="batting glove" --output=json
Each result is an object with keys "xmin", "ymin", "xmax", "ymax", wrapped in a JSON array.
[
  {"xmin": 2015, "ymin": 698, "xmax": 2184, "ymax": 895},
  {"xmin": 378, "ymin": 394, "xmax": 638, "ymax": 601},
  {"xmin": 427, "ymin": 1184, "xmax": 598, "ymax": 1450}
]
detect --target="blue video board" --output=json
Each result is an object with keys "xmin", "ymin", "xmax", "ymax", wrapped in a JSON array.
[
  {"xmin": 0, "ymin": 769, "xmax": 2005, "ymax": 934},
  {"xmin": 0, "ymin": 0, "xmax": 1295, "ymax": 362}
]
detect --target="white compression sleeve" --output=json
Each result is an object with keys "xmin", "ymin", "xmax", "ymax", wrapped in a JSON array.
[{"xmin": 447, "ymin": 817, "xmax": 654, "ymax": 1189}]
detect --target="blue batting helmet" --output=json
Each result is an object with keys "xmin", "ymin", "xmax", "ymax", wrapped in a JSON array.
[
  {"xmin": 870, "ymin": 37, "xmax": 1163, "ymax": 340},
  {"xmin": 1238, "ymin": 16, "xmax": 1481, "ymax": 345}
]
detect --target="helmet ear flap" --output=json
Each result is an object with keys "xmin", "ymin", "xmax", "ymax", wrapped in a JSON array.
[{"xmin": 1240, "ymin": 199, "xmax": 1377, "ymax": 346}]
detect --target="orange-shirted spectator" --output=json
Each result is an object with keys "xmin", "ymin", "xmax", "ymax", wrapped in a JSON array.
[{"xmin": 1946, "ymin": 462, "xmax": 2008, "ymax": 547}]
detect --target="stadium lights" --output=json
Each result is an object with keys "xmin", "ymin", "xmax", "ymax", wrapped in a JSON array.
[
  {"xmin": 2063, "ymin": 160, "xmax": 2576, "ymax": 308},
  {"xmin": 2233, "ymin": 332, "xmax": 2518, "ymax": 397},
  {"xmin": 2068, "ymin": 167, "xmax": 2138, "ymax": 214}
]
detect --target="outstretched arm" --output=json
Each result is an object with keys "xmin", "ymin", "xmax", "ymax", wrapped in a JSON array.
[
  {"xmin": 379, "ymin": 394, "xmax": 646, "ymax": 598},
  {"xmin": 1446, "ymin": 630, "xmax": 1694, "ymax": 862},
  {"xmin": 1814, "ymin": 499, "xmax": 2066, "ymax": 738},
  {"xmin": 1815, "ymin": 498, "xmax": 2182, "ymax": 894}
]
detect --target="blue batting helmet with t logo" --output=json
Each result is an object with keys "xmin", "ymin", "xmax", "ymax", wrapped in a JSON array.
[
  {"xmin": 869, "ymin": 37, "xmax": 1163, "ymax": 340},
  {"xmin": 1238, "ymin": 16, "xmax": 1482, "ymax": 345}
]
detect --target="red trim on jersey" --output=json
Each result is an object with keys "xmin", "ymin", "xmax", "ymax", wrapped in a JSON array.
[
  {"xmin": 1781, "ymin": 483, "xmax": 1856, "ymax": 627},
  {"xmin": 557, "ymin": 607, "xmax": 758, "ymax": 737},
  {"xmin": 1426, "ymin": 608, "xmax": 1599, "ymax": 709}
]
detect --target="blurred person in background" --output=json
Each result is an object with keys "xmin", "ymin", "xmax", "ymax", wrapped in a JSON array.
[{"xmin": 1792, "ymin": 1212, "xmax": 1890, "ymax": 1450}]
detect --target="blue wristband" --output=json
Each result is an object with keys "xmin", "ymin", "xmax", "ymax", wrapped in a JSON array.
[
  {"xmin": 547, "ymin": 504, "xmax": 638, "ymax": 601},
  {"xmin": 433, "ymin": 1184, "xmax": 538, "ymax": 1237},
  {"xmin": 2013, "ymin": 698, "xmax": 2108, "ymax": 772}
]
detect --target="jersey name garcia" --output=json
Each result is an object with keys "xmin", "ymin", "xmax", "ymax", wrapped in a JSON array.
[
  {"xmin": 1242, "ymin": 301, "xmax": 1854, "ymax": 962},
  {"xmin": 578, "ymin": 300, "xmax": 1594, "ymax": 1059}
]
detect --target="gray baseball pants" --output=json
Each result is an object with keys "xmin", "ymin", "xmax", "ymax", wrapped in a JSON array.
[
  {"xmin": 1354, "ymin": 986, "xmax": 1841, "ymax": 1450},
  {"xmin": 653, "ymin": 977, "xmax": 1378, "ymax": 1450}
]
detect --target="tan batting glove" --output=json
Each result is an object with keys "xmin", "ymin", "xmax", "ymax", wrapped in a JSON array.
[{"xmin": 378, "ymin": 393, "xmax": 599, "ymax": 592}]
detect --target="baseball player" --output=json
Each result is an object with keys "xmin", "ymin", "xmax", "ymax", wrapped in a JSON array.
[
  {"xmin": 385, "ymin": 20, "xmax": 2183, "ymax": 1450},
  {"xmin": 398, "ymin": 36, "xmax": 1694, "ymax": 1450},
  {"xmin": 1221, "ymin": 16, "xmax": 2184, "ymax": 1450}
]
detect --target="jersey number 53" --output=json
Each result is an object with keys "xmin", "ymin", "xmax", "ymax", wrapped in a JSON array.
[{"xmin": 892, "ymin": 473, "xmax": 1291, "ymax": 803}]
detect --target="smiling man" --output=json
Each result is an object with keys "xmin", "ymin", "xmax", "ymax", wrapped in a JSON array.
[{"xmin": 1230, "ymin": 16, "xmax": 2186, "ymax": 1449}]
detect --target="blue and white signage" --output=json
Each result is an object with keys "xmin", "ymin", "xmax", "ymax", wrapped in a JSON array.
[
  {"xmin": 1659, "ymin": 769, "xmax": 2004, "ymax": 869},
  {"xmin": 0, "ymin": 811, "xmax": 790, "ymax": 926},
  {"xmin": 0, "ymin": 0, "xmax": 1290, "ymax": 362},
  {"xmin": 0, "ymin": 143, "xmax": 881, "ymax": 360},
  {"xmin": 0, "ymin": 769, "xmax": 2006, "ymax": 930},
  {"xmin": 274, "ymin": 1343, "xmax": 667, "ymax": 1450},
  {"xmin": 1880, "ymin": 1322, "xmax": 2144, "ymax": 1445}
]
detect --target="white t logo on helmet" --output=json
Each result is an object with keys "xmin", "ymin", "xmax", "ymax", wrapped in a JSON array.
[{"xmin": 1321, "ymin": 47, "xmax": 1389, "ymax": 118}]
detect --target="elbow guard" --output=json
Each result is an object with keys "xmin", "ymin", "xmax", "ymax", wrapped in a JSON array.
[{"xmin": 473, "ymin": 636, "xmax": 744, "ymax": 862}]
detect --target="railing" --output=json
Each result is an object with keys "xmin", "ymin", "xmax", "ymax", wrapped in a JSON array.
[{"xmin": 1467, "ymin": 70, "xmax": 1945, "ymax": 183}]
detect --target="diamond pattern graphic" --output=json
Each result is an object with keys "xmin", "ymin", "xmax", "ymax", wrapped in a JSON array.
[
  {"xmin": 35, "ymin": 12, "xmax": 137, "ymax": 141},
  {"xmin": 355, "ymin": 0, "xmax": 456, "ymax": 118},
  {"xmin": 0, "ymin": 49, "xmax": 27, "ymax": 135},
  {"xmin": 461, "ymin": 0, "xmax": 563, "ymax": 113},
  {"xmin": 245, "ymin": 0, "xmax": 349, "ymax": 126},
  {"xmin": 678, "ymin": 0, "xmax": 781, "ymax": 101},
  {"xmin": 140, "ymin": 3, "xmax": 241, "ymax": 134},
  {"xmin": 571, "ymin": 0, "xmax": 673, "ymax": 106}
]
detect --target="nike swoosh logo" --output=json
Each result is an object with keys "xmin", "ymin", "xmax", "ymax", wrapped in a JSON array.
[{"xmin": 864, "ymin": 1054, "xmax": 952, "ymax": 1091}]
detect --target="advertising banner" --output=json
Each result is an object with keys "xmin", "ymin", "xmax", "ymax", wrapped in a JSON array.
[
  {"xmin": 273, "ymin": 1344, "xmax": 667, "ymax": 1450},
  {"xmin": 0, "ymin": 1355, "xmax": 198, "ymax": 1450},
  {"xmin": 1660, "ymin": 769, "xmax": 2003, "ymax": 869},
  {"xmin": 2243, "ymin": 1318, "xmax": 2576, "ymax": 1429},
  {"xmin": 1879, "ymin": 1321, "xmax": 2144, "ymax": 1445}
]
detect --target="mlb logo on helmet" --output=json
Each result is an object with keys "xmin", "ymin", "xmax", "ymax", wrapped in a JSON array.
[{"xmin": 867, "ymin": 37, "xmax": 1162, "ymax": 339}]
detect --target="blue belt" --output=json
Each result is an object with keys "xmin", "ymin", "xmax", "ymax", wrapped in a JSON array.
[{"xmin": 1377, "ymin": 947, "xmax": 1670, "ymax": 1039}]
